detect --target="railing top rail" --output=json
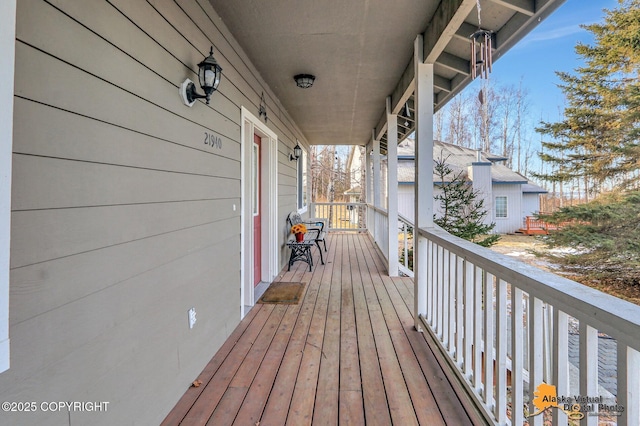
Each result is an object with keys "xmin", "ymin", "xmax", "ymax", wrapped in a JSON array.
[
  {"xmin": 418, "ymin": 226, "xmax": 640, "ymax": 351},
  {"xmin": 366, "ymin": 203, "xmax": 388, "ymax": 216},
  {"xmin": 398, "ymin": 212, "xmax": 413, "ymax": 224},
  {"xmin": 312, "ymin": 202, "xmax": 367, "ymax": 206}
]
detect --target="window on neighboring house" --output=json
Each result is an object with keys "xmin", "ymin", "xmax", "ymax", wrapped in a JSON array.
[
  {"xmin": 297, "ymin": 147, "xmax": 307, "ymax": 211},
  {"xmin": 495, "ymin": 196, "xmax": 508, "ymax": 218}
]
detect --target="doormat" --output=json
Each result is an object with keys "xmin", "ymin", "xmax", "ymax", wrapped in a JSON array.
[{"xmin": 257, "ymin": 282, "xmax": 306, "ymax": 304}]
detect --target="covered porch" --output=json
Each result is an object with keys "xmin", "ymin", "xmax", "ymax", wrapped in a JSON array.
[
  {"xmin": 164, "ymin": 232, "xmax": 475, "ymax": 425},
  {"xmin": 3, "ymin": 0, "xmax": 639, "ymax": 424}
]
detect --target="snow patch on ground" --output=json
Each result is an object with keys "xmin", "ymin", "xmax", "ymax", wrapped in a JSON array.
[
  {"xmin": 504, "ymin": 251, "xmax": 534, "ymax": 258},
  {"xmin": 547, "ymin": 246, "xmax": 588, "ymax": 255}
]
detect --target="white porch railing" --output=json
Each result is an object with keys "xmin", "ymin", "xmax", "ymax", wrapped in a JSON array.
[
  {"xmin": 367, "ymin": 204, "xmax": 389, "ymax": 261},
  {"xmin": 416, "ymin": 226, "xmax": 640, "ymax": 426},
  {"xmin": 398, "ymin": 213, "xmax": 414, "ymax": 277},
  {"xmin": 364, "ymin": 205, "xmax": 413, "ymax": 275},
  {"xmin": 311, "ymin": 202, "xmax": 367, "ymax": 231},
  {"xmin": 313, "ymin": 201, "xmax": 640, "ymax": 424}
]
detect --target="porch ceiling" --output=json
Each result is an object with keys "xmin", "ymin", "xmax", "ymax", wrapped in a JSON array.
[{"xmin": 209, "ymin": 0, "xmax": 565, "ymax": 150}]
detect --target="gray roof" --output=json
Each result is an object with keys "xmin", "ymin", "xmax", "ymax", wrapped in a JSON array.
[
  {"xmin": 397, "ymin": 139, "xmax": 539, "ymax": 186},
  {"xmin": 522, "ymin": 182, "xmax": 548, "ymax": 194},
  {"xmin": 344, "ymin": 185, "xmax": 362, "ymax": 195}
]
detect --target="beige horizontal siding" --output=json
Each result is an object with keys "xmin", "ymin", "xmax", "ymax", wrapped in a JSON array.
[{"xmin": 4, "ymin": 0, "xmax": 306, "ymax": 424}]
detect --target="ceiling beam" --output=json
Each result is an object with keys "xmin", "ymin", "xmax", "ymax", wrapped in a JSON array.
[
  {"xmin": 436, "ymin": 52, "xmax": 470, "ymax": 75},
  {"xmin": 492, "ymin": 0, "xmax": 565, "ymax": 64},
  {"xmin": 433, "ymin": 74, "xmax": 452, "ymax": 92},
  {"xmin": 375, "ymin": 58, "xmax": 415, "ymax": 141},
  {"xmin": 433, "ymin": 0, "xmax": 566, "ymax": 112},
  {"xmin": 489, "ymin": 0, "xmax": 535, "ymax": 17},
  {"xmin": 453, "ymin": 22, "xmax": 480, "ymax": 43},
  {"xmin": 374, "ymin": 1, "xmax": 476, "ymax": 142},
  {"xmin": 372, "ymin": 0, "xmax": 567, "ymax": 145},
  {"xmin": 423, "ymin": 0, "xmax": 478, "ymax": 64}
]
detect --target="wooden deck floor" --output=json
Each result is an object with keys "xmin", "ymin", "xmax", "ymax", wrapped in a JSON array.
[{"xmin": 162, "ymin": 233, "xmax": 474, "ymax": 426}]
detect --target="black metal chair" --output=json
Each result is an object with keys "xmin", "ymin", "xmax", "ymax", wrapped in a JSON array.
[{"xmin": 287, "ymin": 211, "xmax": 327, "ymax": 264}]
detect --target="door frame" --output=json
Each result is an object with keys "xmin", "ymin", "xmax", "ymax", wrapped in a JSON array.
[
  {"xmin": 0, "ymin": 0, "xmax": 16, "ymax": 373},
  {"xmin": 240, "ymin": 107, "xmax": 278, "ymax": 314}
]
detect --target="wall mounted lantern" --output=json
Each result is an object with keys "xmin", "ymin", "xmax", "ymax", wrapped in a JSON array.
[
  {"xmin": 180, "ymin": 46, "xmax": 223, "ymax": 107},
  {"xmin": 294, "ymin": 74, "xmax": 315, "ymax": 89},
  {"xmin": 290, "ymin": 142, "xmax": 302, "ymax": 161},
  {"xmin": 258, "ymin": 92, "xmax": 268, "ymax": 122}
]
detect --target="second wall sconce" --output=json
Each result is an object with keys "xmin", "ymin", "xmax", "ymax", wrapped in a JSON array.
[
  {"xmin": 289, "ymin": 142, "xmax": 302, "ymax": 161},
  {"xmin": 258, "ymin": 92, "xmax": 268, "ymax": 123},
  {"xmin": 180, "ymin": 46, "xmax": 223, "ymax": 107}
]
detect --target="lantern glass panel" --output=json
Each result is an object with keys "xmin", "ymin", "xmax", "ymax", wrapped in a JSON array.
[{"xmin": 203, "ymin": 69, "xmax": 216, "ymax": 88}]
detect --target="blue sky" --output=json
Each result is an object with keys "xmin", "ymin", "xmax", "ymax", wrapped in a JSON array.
[{"xmin": 480, "ymin": 0, "xmax": 619, "ymax": 122}]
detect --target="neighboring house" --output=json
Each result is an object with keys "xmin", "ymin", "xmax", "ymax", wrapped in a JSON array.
[
  {"xmin": 345, "ymin": 145, "xmax": 364, "ymax": 194},
  {"xmin": 346, "ymin": 139, "xmax": 547, "ymax": 233},
  {"xmin": 344, "ymin": 147, "xmax": 363, "ymax": 223},
  {"xmin": 396, "ymin": 138, "xmax": 547, "ymax": 234}
]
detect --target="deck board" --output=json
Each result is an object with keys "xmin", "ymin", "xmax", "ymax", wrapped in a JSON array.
[{"xmin": 163, "ymin": 233, "xmax": 474, "ymax": 425}]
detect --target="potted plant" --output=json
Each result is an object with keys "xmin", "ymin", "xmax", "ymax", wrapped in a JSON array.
[{"xmin": 291, "ymin": 223, "xmax": 307, "ymax": 242}]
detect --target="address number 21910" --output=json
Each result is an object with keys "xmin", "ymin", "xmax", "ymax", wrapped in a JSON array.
[{"xmin": 204, "ymin": 132, "xmax": 222, "ymax": 149}]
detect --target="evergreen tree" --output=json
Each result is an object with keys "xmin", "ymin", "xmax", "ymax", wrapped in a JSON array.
[
  {"xmin": 433, "ymin": 157, "xmax": 500, "ymax": 247},
  {"xmin": 536, "ymin": 0, "xmax": 640, "ymax": 193},
  {"xmin": 539, "ymin": 190, "xmax": 640, "ymax": 285}
]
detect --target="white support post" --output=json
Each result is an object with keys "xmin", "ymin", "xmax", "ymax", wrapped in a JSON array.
[
  {"xmin": 386, "ymin": 97, "xmax": 399, "ymax": 277},
  {"xmin": 366, "ymin": 135, "xmax": 373, "ymax": 206},
  {"xmin": 373, "ymin": 137, "xmax": 381, "ymax": 209},
  {"xmin": 0, "ymin": 0, "xmax": 16, "ymax": 374},
  {"xmin": 413, "ymin": 34, "xmax": 434, "ymax": 329},
  {"xmin": 365, "ymin": 136, "xmax": 373, "ymax": 234}
]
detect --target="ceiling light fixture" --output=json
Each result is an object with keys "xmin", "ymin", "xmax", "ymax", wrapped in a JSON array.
[{"xmin": 294, "ymin": 74, "xmax": 315, "ymax": 89}]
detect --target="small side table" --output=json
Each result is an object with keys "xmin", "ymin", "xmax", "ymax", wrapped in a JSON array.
[{"xmin": 286, "ymin": 235, "xmax": 315, "ymax": 272}]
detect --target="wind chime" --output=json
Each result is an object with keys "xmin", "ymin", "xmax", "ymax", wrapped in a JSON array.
[{"xmin": 469, "ymin": 0, "xmax": 493, "ymax": 79}]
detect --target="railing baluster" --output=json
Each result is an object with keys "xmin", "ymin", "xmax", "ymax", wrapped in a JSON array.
[
  {"xmin": 552, "ymin": 308, "xmax": 568, "ymax": 426},
  {"xmin": 464, "ymin": 260, "xmax": 474, "ymax": 378},
  {"xmin": 403, "ymin": 223, "xmax": 408, "ymax": 269},
  {"xmin": 579, "ymin": 323, "xmax": 598, "ymax": 426},
  {"xmin": 511, "ymin": 287, "xmax": 524, "ymax": 426},
  {"xmin": 449, "ymin": 252, "xmax": 457, "ymax": 357},
  {"xmin": 455, "ymin": 256, "xmax": 464, "ymax": 365},
  {"xmin": 495, "ymin": 278, "xmax": 507, "ymax": 423},
  {"xmin": 483, "ymin": 272, "xmax": 494, "ymax": 408},
  {"xmin": 427, "ymin": 239, "xmax": 434, "ymax": 326},
  {"xmin": 442, "ymin": 248, "xmax": 450, "ymax": 346},
  {"xmin": 437, "ymin": 245, "xmax": 444, "ymax": 339},
  {"xmin": 543, "ymin": 304, "xmax": 553, "ymax": 384},
  {"xmin": 473, "ymin": 265, "xmax": 483, "ymax": 392},
  {"xmin": 529, "ymin": 296, "xmax": 544, "ymax": 426},
  {"xmin": 618, "ymin": 344, "xmax": 640, "ymax": 426}
]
